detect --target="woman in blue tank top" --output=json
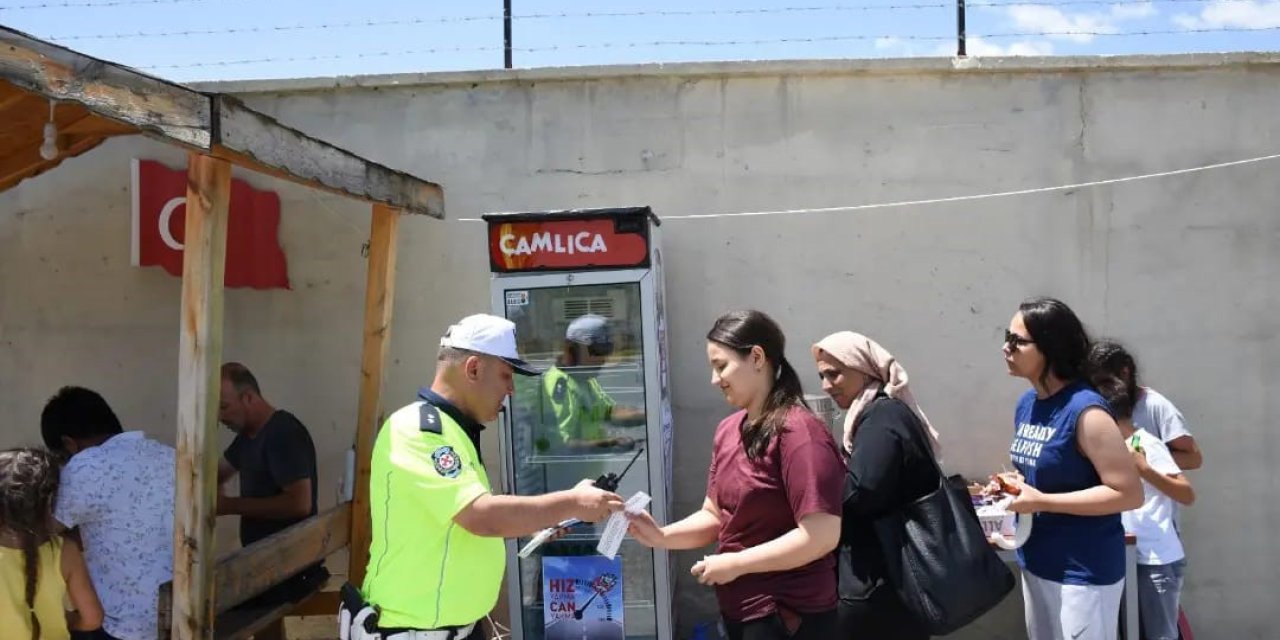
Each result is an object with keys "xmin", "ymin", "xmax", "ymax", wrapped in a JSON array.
[{"xmin": 1001, "ymin": 297, "xmax": 1143, "ymax": 640}]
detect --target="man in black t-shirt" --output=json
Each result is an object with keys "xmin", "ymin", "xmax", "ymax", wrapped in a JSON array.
[{"xmin": 216, "ymin": 362, "xmax": 328, "ymax": 612}]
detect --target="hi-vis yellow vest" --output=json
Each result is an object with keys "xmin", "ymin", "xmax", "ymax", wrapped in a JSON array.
[{"xmin": 362, "ymin": 396, "xmax": 504, "ymax": 629}]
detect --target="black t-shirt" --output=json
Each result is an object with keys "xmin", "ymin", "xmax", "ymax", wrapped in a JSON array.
[
  {"xmin": 838, "ymin": 395, "xmax": 940, "ymax": 602},
  {"xmin": 223, "ymin": 409, "xmax": 319, "ymax": 546}
]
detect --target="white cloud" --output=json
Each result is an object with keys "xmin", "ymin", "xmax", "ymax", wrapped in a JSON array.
[
  {"xmin": 1110, "ymin": 2, "xmax": 1159, "ymax": 20},
  {"xmin": 933, "ymin": 37, "xmax": 1055, "ymax": 56},
  {"xmin": 971, "ymin": 37, "xmax": 1056, "ymax": 56},
  {"xmin": 997, "ymin": 2, "xmax": 1157, "ymax": 43},
  {"xmin": 1174, "ymin": 0, "xmax": 1280, "ymax": 28},
  {"xmin": 1006, "ymin": 5, "xmax": 1116, "ymax": 42}
]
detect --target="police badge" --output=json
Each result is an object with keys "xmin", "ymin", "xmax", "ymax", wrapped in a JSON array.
[{"xmin": 432, "ymin": 445, "xmax": 462, "ymax": 478}]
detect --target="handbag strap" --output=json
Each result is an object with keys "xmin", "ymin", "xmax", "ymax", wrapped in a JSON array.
[{"xmin": 868, "ymin": 395, "xmax": 947, "ymax": 486}]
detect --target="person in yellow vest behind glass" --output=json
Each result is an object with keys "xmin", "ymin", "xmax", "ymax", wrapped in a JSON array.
[
  {"xmin": 543, "ymin": 314, "xmax": 646, "ymax": 452},
  {"xmin": 340, "ymin": 313, "xmax": 625, "ymax": 640}
]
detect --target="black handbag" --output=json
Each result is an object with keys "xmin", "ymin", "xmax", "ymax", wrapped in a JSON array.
[{"xmin": 871, "ymin": 411, "xmax": 1016, "ymax": 635}]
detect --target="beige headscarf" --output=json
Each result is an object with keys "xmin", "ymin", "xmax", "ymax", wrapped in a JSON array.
[{"xmin": 812, "ymin": 331, "xmax": 941, "ymax": 457}]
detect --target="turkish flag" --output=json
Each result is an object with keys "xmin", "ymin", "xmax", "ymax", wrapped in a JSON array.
[{"xmin": 131, "ymin": 159, "xmax": 291, "ymax": 289}]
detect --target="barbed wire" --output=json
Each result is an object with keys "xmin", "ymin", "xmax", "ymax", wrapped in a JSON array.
[
  {"xmin": 49, "ymin": 6, "xmax": 945, "ymax": 40},
  {"xmin": 39, "ymin": 0, "xmax": 1231, "ymax": 41},
  {"xmin": 3, "ymin": 0, "xmax": 1191, "ymax": 10},
  {"xmin": 137, "ymin": 25, "xmax": 1280, "ymax": 70},
  {"xmin": 1, "ymin": 0, "xmax": 223, "ymax": 10},
  {"xmin": 140, "ymin": 35, "xmax": 946, "ymax": 69}
]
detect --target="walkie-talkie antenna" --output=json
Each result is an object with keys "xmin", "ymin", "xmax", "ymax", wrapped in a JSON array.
[{"xmin": 616, "ymin": 447, "xmax": 645, "ymax": 482}]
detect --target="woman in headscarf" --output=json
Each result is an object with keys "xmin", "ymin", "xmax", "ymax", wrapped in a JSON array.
[{"xmin": 811, "ymin": 331, "xmax": 940, "ymax": 639}]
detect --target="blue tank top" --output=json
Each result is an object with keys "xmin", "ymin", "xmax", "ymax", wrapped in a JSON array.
[{"xmin": 1010, "ymin": 381, "xmax": 1124, "ymax": 586}]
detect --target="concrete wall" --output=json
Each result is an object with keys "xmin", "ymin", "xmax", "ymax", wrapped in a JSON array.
[{"xmin": 3, "ymin": 54, "xmax": 1279, "ymax": 638}]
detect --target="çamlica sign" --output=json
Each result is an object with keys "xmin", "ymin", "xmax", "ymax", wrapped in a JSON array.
[{"xmin": 486, "ymin": 212, "xmax": 652, "ymax": 273}]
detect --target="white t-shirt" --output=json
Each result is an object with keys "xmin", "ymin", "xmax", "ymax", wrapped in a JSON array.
[
  {"xmin": 1121, "ymin": 429, "xmax": 1185, "ymax": 565},
  {"xmin": 1133, "ymin": 388, "xmax": 1191, "ymax": 444},
  {"xmin": 54, "ymin": 431, "xmax": 176, "ymax": 640}
]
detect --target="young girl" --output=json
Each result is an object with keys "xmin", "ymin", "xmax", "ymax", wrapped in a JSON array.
[
  {"xmin": 1, "ymin": 447, "xmax": 102, "ymax": 640},
  {"xmin": 1091, "ymin": 374, "xmax": 1195, "ymax": 640},
  {"xmin": 628, "ymin": 310, "xmax": 844, "ymax": 640},
  {"xmin": 1087, "ymin": 340, "xmax": 1202, "ymax": 471}
]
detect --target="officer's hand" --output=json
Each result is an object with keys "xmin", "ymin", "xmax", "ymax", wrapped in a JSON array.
[{"xmin": 568, "ymin": 479, "xmax": 625, "ymax": 523}]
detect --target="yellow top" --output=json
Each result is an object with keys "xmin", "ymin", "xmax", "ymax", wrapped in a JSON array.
[{"xmin": 0, "ymin": 538, "xmax": 70, "ymax": 640}]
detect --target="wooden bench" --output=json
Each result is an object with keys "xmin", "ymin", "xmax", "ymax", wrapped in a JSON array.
[{"xmin": 158, "ymin": 504, "xmax": 351, "ymax": 639}]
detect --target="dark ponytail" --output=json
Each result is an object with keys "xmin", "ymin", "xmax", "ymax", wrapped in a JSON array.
[
  {"xmin": 707, "ymin": 310, "xmax": 809, "ymax": 460},
  {"xmin": 1092, "ymin": 373, "xmax": 1135, "ymax": 421},
  {"xmin": 0, "ymin": 448, "xmax": 61, "ymax": 640},
  {"xmin": 1087, "ymin": 339, "xmax": 1140, "ymax": 406}
]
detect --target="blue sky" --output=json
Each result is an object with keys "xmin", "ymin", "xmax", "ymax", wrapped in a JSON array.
[{"xmin": 1, "ymin": 0, "xmax": 1277, "ymax": 82}]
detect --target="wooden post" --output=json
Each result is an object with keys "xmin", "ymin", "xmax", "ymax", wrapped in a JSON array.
[
  {"xmin": 172, "ymin": 153, "xmax": 231, "ymax": 640},
  {"xmin": 348, "ymin": 203, "xmax": 400, "ymax": 587}
]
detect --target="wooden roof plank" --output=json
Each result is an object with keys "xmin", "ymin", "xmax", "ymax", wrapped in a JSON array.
[
  {"xmin": 0, "ymin": 85, "xmax": 31, "ymax": 114},
  {"xmin": 0, "ymin": 26, "xmax": 445, "ymax": 216},
  {"xmin": 210, "ymin": 96, "xmax": 443, "ymax": 217},
  {"xmin": 0, "ymin": 134, "xmax": 113, "ymax": 192},
  {"xmin": 0, "ymin": 26, "xmax": 211, "ymax": 149}
]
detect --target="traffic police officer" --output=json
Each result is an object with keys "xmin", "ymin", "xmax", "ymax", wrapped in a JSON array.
[
  {"xmin": 344, "ymin": 314, "xmax": 623, "ymax": 640},
  {"xmin": 540, "ymin": 314, "xmax": 645, "ymax": 451}
]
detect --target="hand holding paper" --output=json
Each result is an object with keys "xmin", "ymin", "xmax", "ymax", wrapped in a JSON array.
[{"xmin": 597, "ymin": 492, "xmax": 652, "ymax": 559}]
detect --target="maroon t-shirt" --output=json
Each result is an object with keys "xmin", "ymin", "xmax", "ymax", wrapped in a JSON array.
[{"xmin": 706, "ymin": 405, "xmax": 844, "ymax": 622}]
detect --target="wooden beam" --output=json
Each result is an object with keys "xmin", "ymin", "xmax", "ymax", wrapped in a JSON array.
[
  {"xmin": 0, "ymin": 26, "xmax": 210, "ymax": 149},
  {"xmin": 156, "ymin": 506, "xmax": 350, "ymax": 639},
  {"xmin": 59, "ymin": 116, "xmax": 139, "ymax": 140},
  {"xmin": 215, "ymin": 604, "xmax": 293, "ymax": 640},
  {"xmin": 0, "ymin": 133, "xmax": 116, "ymax": 193},
  {"xmin": 0, "ymin": 82, "xmax": 32, "ymax": 115},
  {"xmin": 157, "ymin": 582, "xmax": 173, "ymax": 639},
  {"xmin": 210, "ymin": 95, "xmax": 444, "ymax": 217},
  {"xmin": 213, "ymin": 504, "xmax": 351, "ymax": 615},
  {"xmin": 0, "ymin": 107, "xmax": 134, "ymax": 157},
  {"xmin": 348, "ymin": 203, "xmax": 401, "ymax": 587},
  {"xmin": 0, "ymin": 36, "xmax": 445, "ymax": 215},
  {"xmin": 172, "ymin": 153, "xmax": 231, "ymax": 640},
  {"xmin": 285, "ymin": 589, "xmax": 340, "ymax": 617}
]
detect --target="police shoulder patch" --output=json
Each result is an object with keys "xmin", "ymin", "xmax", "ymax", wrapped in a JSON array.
[
  {"xmin": 431, "ymin": 446, "xmax": 462, "ymax": 478},
  {"xmin": 419, "ymin": 403, "xmax": 443, "ymax": 434}
]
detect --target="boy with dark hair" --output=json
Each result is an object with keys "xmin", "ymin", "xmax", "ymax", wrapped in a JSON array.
[
  {"xmin": 41, "ymin": 386, "xmax": 174, "ymax": 640},
  {"xmin": 40, "ymin": 386, "xmax": 124, "ymax": 456}
]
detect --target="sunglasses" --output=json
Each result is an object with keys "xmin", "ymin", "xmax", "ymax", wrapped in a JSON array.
[{"xmin": 1004, "ymin": 330, "xmax": 1035, "ymax": 349}]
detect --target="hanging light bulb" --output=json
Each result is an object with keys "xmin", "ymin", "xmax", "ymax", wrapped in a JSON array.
[{"xmin": 39, "ymin": 99, "xmax": 58, "ymax": 161}]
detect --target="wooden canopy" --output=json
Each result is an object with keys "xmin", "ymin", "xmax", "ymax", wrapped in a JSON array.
[
  {"xmin": 0, "ymin": 24, "xmax": 442, "ymax": 216},
  {"xmin": 1, "ymin": 24, "xmax": 434, "ymax": 640}
]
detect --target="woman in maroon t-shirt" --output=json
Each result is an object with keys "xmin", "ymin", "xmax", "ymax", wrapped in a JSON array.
[{"xmin": 629, "ymin": 310, "xmax": 844, "ymax": 640}]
